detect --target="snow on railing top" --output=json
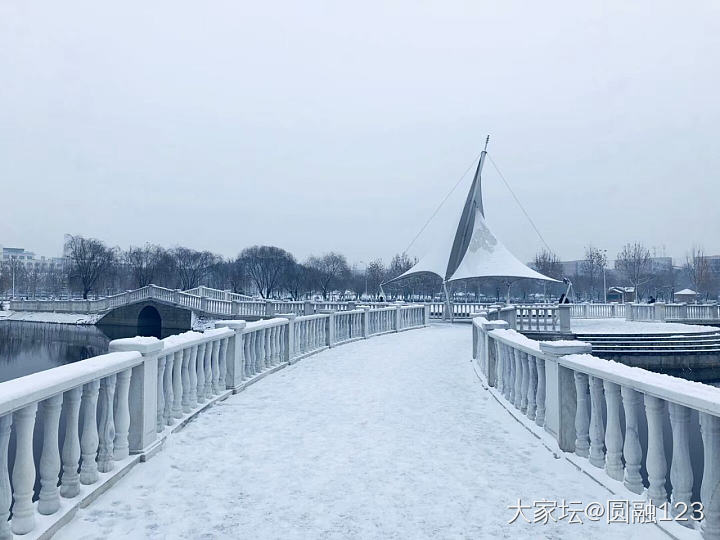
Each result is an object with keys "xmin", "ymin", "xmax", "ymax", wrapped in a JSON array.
[
  {"xmin": 560, "ymin": 353, "xmax": 720, "ymax": 417},
  {"xmin": 0, "ymin": 351, "xmax": 142, "ymax": 417}
]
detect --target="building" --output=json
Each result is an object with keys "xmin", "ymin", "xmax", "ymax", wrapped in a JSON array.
[{"xmin": 0, "ymin": 245, "xmax": 66, "ymax": 271}]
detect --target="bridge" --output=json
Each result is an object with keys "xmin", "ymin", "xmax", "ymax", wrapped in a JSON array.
[
  {"xmin": 2, "ymin": 304, "xmax": 720, "ymax": 538},
  {"xmin": 7, "ymin": 285, "xmax": 406, "ymax": 334}
]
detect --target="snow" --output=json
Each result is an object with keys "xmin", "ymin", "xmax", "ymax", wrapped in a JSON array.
[
  {"xmin": 542, "ymin": 339, "xmax": 592, "ymax": 347},
  {"xmin": 0, "ymin": 310, "xmax": 102, "ymax": 324},
  {"xmin": 561, "ymin": 353, "xmax": 720, "ymax": 416},
  {"xmin": 571, "ymin": 318, "xmax": 718, "ymax": 334},
  {"xmin": 57, "ymin": 324, "xmax": 657, "ymax": 539},
  {"xmin": 490, "ymin": 328, "xmax": 541, "ymax": 351}
]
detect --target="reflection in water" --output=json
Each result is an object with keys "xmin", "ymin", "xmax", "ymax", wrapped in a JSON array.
[
  {"xmin": 0, "ymin": 321, "xmax": 181, "ymax": 383},
  {"xmin": 0, "ymin": 320, "xmax": 187, "ymax": 503}
]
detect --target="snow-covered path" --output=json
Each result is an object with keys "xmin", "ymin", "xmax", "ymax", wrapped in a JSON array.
[{"xmin": 57, "ymin": 324, "xmax": 660, "ymax": 540}]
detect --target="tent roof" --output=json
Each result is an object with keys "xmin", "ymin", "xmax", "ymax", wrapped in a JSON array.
[
  {"xmin": 675, "ymin": 288, "xmax": 697, "ymax": 295},
  {"xmin": 448, "ymin": 211, "xmax": 559, "ymax": 283},
  {"xmin": 384, "ymin": 148, "xmax": 557, "ymax": 285}
]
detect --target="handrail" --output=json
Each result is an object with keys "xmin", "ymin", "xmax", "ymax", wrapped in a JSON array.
[
  {"xmin": 0, "ymin": 303, "xmax": 430, "ymax": 539},
  {"xmin": 472, "ymin": 314, "xmax": 720, "ymax": 539}
]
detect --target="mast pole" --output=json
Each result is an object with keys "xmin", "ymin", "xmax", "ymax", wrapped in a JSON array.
[{"xmin": 443, "ymin": 280, "xmax": 454, "ymax": 323}]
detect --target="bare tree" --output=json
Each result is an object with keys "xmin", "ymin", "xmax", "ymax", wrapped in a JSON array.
[
  {"xmin": 581, "ymin": 245, "xmax": 607, "ymax": 301},
  {"xmin": 306, "ymin": 252, "xmax": 351, "ymax": 300},
  {"xmin": 283, "ymin": 261, "xmax": 311, "ymax": 300},
  {"xmin": 384, "ymin": 253, "xmax": 417, "ymax": 299},
  {"xmin": 125, "ymin": 244, "xmax": 167, "ymax": 288},
  {"xmin": 684, "ymin": 246, "xmax": 715, "ymax": 300},
  {"xmin": 170, "ymin": 247, "xmax": 219, "ymax": 290},
  {"xmin": 239, "ymin": 245, "xmax": 295, "ymax": 298},
  {"xmin": 65, "ymin": 235, "xmax": 117, "ymax": 299},
  {"xmin": 226, "ymin": 256, "xmax": 248, "ymax": 294},
  {"xmin": 615, "ymin": 242, "xmax": 652, "ymax": 302},
  {"xmin": 533, "ymin": 250, "xmax": 563, "ymax": 280},
  {"xmin": 366, "ymin": 259, "xmax": 386, "ymax": 299}
]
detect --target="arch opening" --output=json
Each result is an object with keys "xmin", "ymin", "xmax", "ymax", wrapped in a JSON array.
[{"xmin": 137, "ymin": 305, "xmax": 162, "ymax": 338}]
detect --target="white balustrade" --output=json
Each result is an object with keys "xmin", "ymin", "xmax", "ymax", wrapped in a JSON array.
[
  {"xmin": 472, "ymin": 313, "xmax": 720, "ymax": 539},
  {"xmin": 0, "ymin": 305, "xmax": 429, "ymax": 539}
]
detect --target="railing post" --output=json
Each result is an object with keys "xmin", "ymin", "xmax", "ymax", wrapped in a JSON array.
[
  {"xmin": 214, "ymin": 321, "xmax": 247, "ymax": 390},
  {"xmin": 276, "ymin": 313, "xmax": 296, "ymax": 362},
  {"xmin": 200, "ymin": 297, "xmax": 208, "ymax": 312},
  {"xmin": 324, "ymin": 312, "xmax": 336, "ymax": 347},
  {"xmin": 108, "ymin": 337, "xmax": 163, "ymax": 455},
  {"xmin": 558, "ymin": 304, "xmax": 571, "ymax": 333},
  {"xmin": 424, "ymin": 304, "xmax": 430, "ymax": 326},
  {"xmin": 265, "ymin": 300, "xmax": 275, "ymax": 318},
  {"xmin": 362, "ymin": 307, "xmax": 370, "ymax": 338},
  {"xmin": 538, "ymin": 341, "xmax": 592, "ymax": 452},
  {"xmin": 304, "ymin": 300, "xmax": 314, "ymax": 316},
  {"xmin": 482, "ymin": 321, "xmax": 508, "ymax": 386},
  {"xmin": 654, "ymin": 302, "xmax": 666, "ymax": 322},
  {"xmin": 231, "ymin": 300, "xmax": 240, "ymax": 315},
  {"xmin": 394, "ymin": 306, "xmax": 401, "ymax": 332}
]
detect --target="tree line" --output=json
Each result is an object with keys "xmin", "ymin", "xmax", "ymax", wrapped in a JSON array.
[
  {"xmin": 533, "ymin": 243, "xmax": 719, "ymax": 302},
  {"xmin": 2, "ymin": 236, "xmax": 718, "ymax": 303},
  {"xmin": 0, "ymin": 236, "xmax": 433, "ymax": 301}
]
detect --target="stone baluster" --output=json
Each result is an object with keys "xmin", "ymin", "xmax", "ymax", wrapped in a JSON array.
[
  {"xmin": 243, "ymin": 332, "xmax": 253, "ymax": 378},
  {"xmin": 255, "ymin": 331, "xmax": 264, "ymax": 373},
  {"xmin": 203, "ymin": 340, "xmax": 213, "ymax": 397},
  {"xmin": 526, "ymin": 355, "xmax": 537, "ymax": 421},
  {"xmin": 503, "ymin": 345, "xmax": 513, "ymax": 401},
  {"xmin": 519, "ymin": 352, "xmax": 529, "ymax": 413},
  {"xmin": 172, "ymin": 350, "xmax": 184, "ymax": 418},
  {"xmin": 668, "ymin": 403, "xmax": 693, "ymax": 520},
  {"xmin": 163, "ymin": 354, "xmax": 175, "ymax": 425},
  {"xmin": 0, "ymin": 414, "xmax": 11, "ymax": 539},
  {"xmin": 573, "ymin": 372, "xmax": 591, "ymax": 458},
  {"xmin": 11, "ymin": 404, "xmax": 38, "ymax": 534},
  {"xmin": 113, "ymin": 368, "xmax": 132, "ymax": 461},
  {"xmin": 211, "ymin": 340, "xmax": 221, "ymax": 393},
  {"xmin": 535, "ymin": 357, "xmax": 546, "ymax": 427},
  {"xmin": 267, "ymin": 327, "xmax": 275, "ymax": 364},
  {"xmin": 79, "ymin": 380, "xmax": 100, "ymax": 484},
  {"xmin": 37, "ymin": 394, "xmax": 63, "ymax": 515},
  {"xmin": 700, "ymin": 412, "xmax": 720, "ymax": 536},
  {"xmin": 156, "ymin": 355, "xmax": 166, "ymax": 431},
  {"xmin": 218, "ymin": 337, "xmax": 228, "ymax": 388},
  {"xmin": 603, "ymin": 381, "xmax": 623, "ymax": 481},
  {"xmin": 263, "ymin": 328, "xmax": 271, "ymax": 366},
  {"xmin": 60, "ymin": 387, "xmax": 82, "ymax": 497},
  {"xmin": 97, "ymin": 374, "xmax": 117, "ymax": 473},
  {"xmin": 644, "ymin": 394, "xmax": 668, "ymax": 505},
  {"xmin": 513, "ymin": 349, "xmax": 523, "ymax": 410},
  {"xmin": 274, "ymin": 326, "xmax": 281, "ymax": 363},
  {"xmin": 181, "ymin": 348, "xmax": 191, "ymax": 413},
  {"xmin": 621, "ymin": 386, "xmax": 644, "ymax": 494},
  {"xmin": 196, "ymin": 343, "xmax": 207, "ymax": 403},
  {"xmin": 188, "ymin": 345, "xmax": 198, "ymax": 407},
  {"xmin": 588, "ymin": 376, "xmax": 606, "ymax": 468}
]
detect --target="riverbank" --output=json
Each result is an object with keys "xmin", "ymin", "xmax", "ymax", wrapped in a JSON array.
[{"xmin": 0, "ymin": 309, "xmax": 102, "ymax": 324}]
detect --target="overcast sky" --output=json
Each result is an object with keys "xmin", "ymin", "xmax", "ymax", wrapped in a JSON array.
[{"xmin": 1, "ymin": 1, "xmax": 718, "ymax": 266}]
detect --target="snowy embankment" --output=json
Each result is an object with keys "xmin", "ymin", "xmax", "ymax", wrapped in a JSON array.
[
  {"xmin": 572, "ymin": 318, "xmax": 718, "ymax": 334},
  {"xmin": 0, "ymin": 310, "xmax": 102, "ymax": 324},
  {"xmin": 57, "ymin": 324, "xmax": 655, "ymax": 539}
]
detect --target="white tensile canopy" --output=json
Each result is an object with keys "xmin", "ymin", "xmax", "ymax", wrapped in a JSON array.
[{"xmin": 386, "ymin": 145, "xmax": 558, "ymax": 286}]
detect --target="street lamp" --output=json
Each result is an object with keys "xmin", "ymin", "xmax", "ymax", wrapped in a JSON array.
[{"xmin": 602, "ymin": 249, "xmax": 608, "ymax": 303}]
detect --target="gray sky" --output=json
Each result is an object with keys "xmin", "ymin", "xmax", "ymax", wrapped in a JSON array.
[{"xmin": 1, "ymin": 1, "xmax": 719, "ymax": 266}]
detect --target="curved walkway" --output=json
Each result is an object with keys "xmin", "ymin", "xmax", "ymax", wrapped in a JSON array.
[{"xmin": 57, "ymin": 325, "xmax": 654, "ymax": 539}]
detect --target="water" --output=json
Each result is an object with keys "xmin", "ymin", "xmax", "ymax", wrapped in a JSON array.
[
  {"xmin": 0, "ymin": 321, "xmax": 180, "ymax": 383},
  {"xmin": 0, "ymin": 320, "xmax": 184, "ymax": 508}
]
